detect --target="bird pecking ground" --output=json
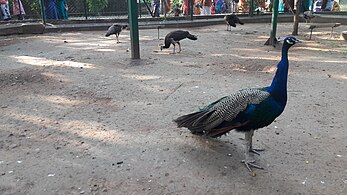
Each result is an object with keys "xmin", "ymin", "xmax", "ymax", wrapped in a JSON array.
[{"xmin": 0, "ymin": 23, "xmax": 346, "ymax": 195}]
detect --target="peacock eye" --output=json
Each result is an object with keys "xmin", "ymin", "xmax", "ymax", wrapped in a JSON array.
[{"xmin": 286, "ymin": 40, "xmax": 294, "ymax": 44}]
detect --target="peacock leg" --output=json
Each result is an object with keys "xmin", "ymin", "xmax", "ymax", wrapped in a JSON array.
[
  {"xmin": 247, "ymin": 129, "xmax": 265, "ymax": 155},
  {"xmin": 241, "ymin": 130, "xmax": 264, "ymax": 172},
  {"xmin": 250, "ymin": 148, "xmax": 265, "ymax": 155},
  {"xmin": 116, "ymin": 34, "xmax": 120, "ymax": 43}
]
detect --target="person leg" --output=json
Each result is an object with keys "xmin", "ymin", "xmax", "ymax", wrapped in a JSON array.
[
  {"xmin": 1, "ymin": 3, "xmax": 11, "ymax": 20},
  {"xmin": 206, "ymin": 6, "xmax": 211, "ymax": 14},
  {"xmin": 201, "ymin": 6, "xmax": 205, "ymax": 15}
]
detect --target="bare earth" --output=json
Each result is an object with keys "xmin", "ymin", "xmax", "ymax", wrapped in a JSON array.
[{"xmin": 0, "ymin": 22, "xmax": 346, "ymax": 195}]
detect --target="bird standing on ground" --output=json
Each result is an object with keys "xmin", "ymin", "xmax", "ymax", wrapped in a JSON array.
[
  {"xmin": 160, "ymin": 30, "xmax": 198, "ymax": 54},
  {"xmin": 303, "ymin": 11, "xmax": 315, "ymax": 23},
  {"xmin": 224, "ymin": 14, "xmax": 244, "ymax": 31},
  {"xmin": 105, "ymin": 24, "xmax": 128, "ymax": 43},
  {"xmin": 174, "ymin": 36, "xmax": 300, "ymax": 173}
]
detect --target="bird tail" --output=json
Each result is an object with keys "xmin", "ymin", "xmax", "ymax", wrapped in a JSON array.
[
  {"xmin": 186, "ymin": 33, "xmax": 198, "ymax": 40},
  {"xmin": 234, "ymin": 15, "xmax": 244, "ymax": 25},
  {"xmin": 174, "ymin": 110, "xmax": 212, "ymax": 135},
  {"xmin": 174, "ymin": 110, "xmax": 239, "ymax": 137}
]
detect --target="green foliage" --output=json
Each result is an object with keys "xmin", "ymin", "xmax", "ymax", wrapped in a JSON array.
[
  {"xmin": 22, "ymin": 0, "xmax": 41, "ymax": 16},
  {"xmin": 171, "ymin": 0, "xmax": 183, "ymax": 13},
  {"xmin": 171, "ymin": 0, "xmax": 182, "ymax": 7},
  {"xmin": 87, "ymin": 0, "xmax": 108, "ymax": 13}
]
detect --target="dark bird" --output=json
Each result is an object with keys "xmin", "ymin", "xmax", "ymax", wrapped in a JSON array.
[
  {"xmin": 303, "ymin": 11, "xmax": 316, "ymax": 23},
  {"xmin": 105, "ymin": 24, "xmax": 128, "ymax": 43},
  {"xmin": 224, "ymin": 14, "xmax": 244, "ymax": 31},
  {"xmin": 174, "ymin": 36, "xmax": 300, "ymax": 173},
  {"xmin": 160, "ymin": 30, "xmax": 198, "ymax": 54}
]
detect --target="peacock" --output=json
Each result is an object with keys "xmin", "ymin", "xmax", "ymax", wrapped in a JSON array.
[
  {"xmin": 105, "ymin": 24, "xmax": 128, "ymax": 43},
  {"xmin": 174, "ymin": 36, "xmax": 300, "ymax": 173},
  {"xmin": 303, "ymin": 11, "xmax": 316, "ymax": 23},
  {"xmin": 160, "ymin": 30, "xmax": 198, "ymax": 54},
  {"xmin": 224, "ymin": 14, "xmax": 244, "ymax": 31}
]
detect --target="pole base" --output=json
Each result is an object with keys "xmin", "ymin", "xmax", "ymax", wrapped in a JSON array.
[{"xmin": 264, "ymin": 37, "xmax": 278, "ymax": 47}]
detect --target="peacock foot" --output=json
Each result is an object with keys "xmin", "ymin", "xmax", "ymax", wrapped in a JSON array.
[
  {"xmin": 241, "ymin": 159, "xmax": 264, "ymax": 172},
  {"xmin": 250, "ymin": 148, "xmax": 265, "ymax": 155}
]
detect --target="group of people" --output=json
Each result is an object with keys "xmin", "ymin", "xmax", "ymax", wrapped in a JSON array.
[
  {"xmin": 0, "ymin": 0, "xmax": 69, "ymax": 21},
  {"xmin": 44, "ymin": 0, "xmax": 69, "ymax": 20},
  {"xmin": 0, "ymin": 0, "xmax": 25, "ymax": 21},
  {"xmin": 161, "ymin": 0, "xmax": 343, "ymax": 17},
  {"xmin": 172, "ymin": 0, "xmax": 239, "ymax": 16},
  {"xmin": 313, "ymin": 0, "xmax": 340, "ymax": 12}
]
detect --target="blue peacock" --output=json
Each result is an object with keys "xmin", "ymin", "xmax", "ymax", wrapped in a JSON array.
[{"xmin": 174, "ymin": 36, "xmax": 300, "ymax": 173}]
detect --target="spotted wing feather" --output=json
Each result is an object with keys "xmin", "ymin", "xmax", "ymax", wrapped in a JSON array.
[
  {"xmin": 202, "ymin": 88, "xmax": 270, "ymax": 129},
  {"xmin": 174, "ymin": 88, "xmax": 270, "ymax": 135}
]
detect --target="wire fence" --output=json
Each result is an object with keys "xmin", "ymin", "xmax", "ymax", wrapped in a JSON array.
[{"xmin": 0, "ymin": 0, "xmax": 346, "ymax": 22}]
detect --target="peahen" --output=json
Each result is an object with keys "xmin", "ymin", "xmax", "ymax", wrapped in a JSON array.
[
  {"xmin": 303, "ymin": 11, "xmax": 316, "ymax": 23},
  {"xmin": 174, "ymin": 36, "xmax": 300, "ymax": 173},
  {"xmin": 160, "ymin": 30, "xmax": 198, "ymax": 54},
  {"xmin": 224, "ymin": 14, "xmax": 244, "ymax": 31},
  {"xmin": 105, "ymin": 24, "xmax": 128, "ymax": 43}
]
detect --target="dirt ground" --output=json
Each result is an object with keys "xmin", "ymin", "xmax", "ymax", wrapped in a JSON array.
[{"xmin": 0, "ymin": 22, "xmax": 346, "ymax": 195}]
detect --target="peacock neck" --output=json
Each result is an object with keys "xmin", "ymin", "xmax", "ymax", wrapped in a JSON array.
[{"xmin": 268, "ymin": 45, "xmax": 290, "ymax": 104}]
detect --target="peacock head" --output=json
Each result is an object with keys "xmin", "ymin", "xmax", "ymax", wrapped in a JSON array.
[{"xmin": 282, "ymin": 36, "xmax": 300, "ymax": 48}]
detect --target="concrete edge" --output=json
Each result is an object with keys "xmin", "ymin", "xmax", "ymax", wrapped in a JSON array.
[{"xmin": 1, "ymin": 15, "xmax": 346, "ymax": 36}]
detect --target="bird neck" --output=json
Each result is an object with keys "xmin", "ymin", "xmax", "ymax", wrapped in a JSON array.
[{"xmin": 268, "ymin": 45, "xmax": 290, "ymax": 104}]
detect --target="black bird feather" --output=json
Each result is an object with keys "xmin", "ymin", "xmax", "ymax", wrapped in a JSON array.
[
  {"xmin": 160, "ymin": 30, "xmax": 198, "ymax": 53},
  {"xmin": 105, "ymin": 24, "xmax": 128, "ymax": 43},
  {"xmin": 224, "ymin": 14, "xmax": 244, "ymax": 31}
]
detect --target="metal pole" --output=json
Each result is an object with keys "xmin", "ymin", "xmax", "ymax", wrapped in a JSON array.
[
  {"xmin": 270, "ymin": 0, "xmax": 279, "ymax": 44},
  {"xmin": 249, "ymin": 0, "xmax": 254, "ymax": 17},
  {"xmin": 265, "ymin": 0, "xmax": 279, "ymax": 45},
  {"xmin": 84, "ymin": 0, "xmax": 88, "ymax": 20},
  {"xmin": 139, "ymin": 0, "xmax": 142, "ymax": 18},
  {"xmin": 39, "ymin": 0, "xmax": 46, "ymax": 24},
  {"xmin": 128, "ymin": 0, "xmax": 140, "ymax": 59},
  {"xmin": 17, "ymin": 0, "xmax": 22, "ymax": 19},
  {"xmin": 163, "ymin": 0, "xmax": 166, "ymax": 19},
  {"xmin": 189, "ymin": 0, "xmax": 193, "ymax": 20}
]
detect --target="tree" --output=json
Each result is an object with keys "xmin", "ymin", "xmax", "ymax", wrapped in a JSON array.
[
  {"xmin": 87, "ymin": 0, "xmax": 108, "ymax": 13},
  {"xmin": 292, "ymin": 0, "xmax": 302, "ymax": 35}
]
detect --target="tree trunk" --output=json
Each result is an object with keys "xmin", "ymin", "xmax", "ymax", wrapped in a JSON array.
[{"xmin": 292, "ymin": 0, "xmax": 302, "ymax": 35}]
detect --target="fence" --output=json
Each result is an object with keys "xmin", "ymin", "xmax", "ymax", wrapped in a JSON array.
[{"xmin": 0, "ymin": 0, "xmax": 346, "ymax": 22}]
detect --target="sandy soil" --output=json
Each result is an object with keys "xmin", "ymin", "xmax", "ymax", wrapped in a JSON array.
[{"xmin": 0, "ymin": 22, "xmax": 346, "ymax": 195}]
